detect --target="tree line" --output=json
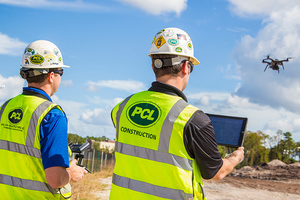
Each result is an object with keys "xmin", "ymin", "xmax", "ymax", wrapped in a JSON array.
[
  {"xmin": 219, "ymin": 130, "xmax": 300, "ymax": 167},
  {"xmin": 69, "ymin": 130, "xmax": 300, "ymax": 167}
]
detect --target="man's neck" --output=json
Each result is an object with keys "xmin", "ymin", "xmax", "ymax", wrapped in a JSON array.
[
  {"xmin": 28, "ymin": 83, "xmax": 51, "ymax": 97},
  {"xmin": 156, "ymin": 75, "xmax": 184, "ymax": 92}
]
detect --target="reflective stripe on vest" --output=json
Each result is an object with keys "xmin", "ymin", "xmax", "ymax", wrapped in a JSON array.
[
  {"xmin": 111, "ymin": 92, "xmax": 198, "ymax": 199},
  {"xmin": 117, "ymin": 142, "xmax": 192, "ymax": 171},
  {"xmin": 158, "ymin": 99, "xmax": 188, "ymax": 152},
  {"xmin": 0, "ymin": 96, "xmax": 61, "ymax": 197},
  {"xmin": 0, "ymin": 174, "xmax": 57, "ymax": 193},
  {"xmin": 113, "ymin": 173, "xmax": 193, "ymax": 199},
  {"xmin": 114, "ymin": 95, "xmax": 132, "ymax": 152}
]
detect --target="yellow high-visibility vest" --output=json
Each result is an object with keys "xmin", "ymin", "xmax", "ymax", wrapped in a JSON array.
[
  {"xmin": 0, "ymin": 94, "xmax": 66, "ymax": 199},
  {"xmin": 110, "ymin": 91, "xmax": 207, "ymax": 200}
]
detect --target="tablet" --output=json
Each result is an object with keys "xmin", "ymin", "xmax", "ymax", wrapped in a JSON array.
[{"xmin": 206, "ymin": 113, "xmax": 248, "ymax": 147}]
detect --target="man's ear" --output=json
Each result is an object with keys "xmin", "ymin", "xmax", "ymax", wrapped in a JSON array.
[
  {"xmin": 182, "ymin": 61, "xmax": 189, "ymax": 75},
  {"xmin": 47, "ymin": 72, "xmax": 54, "ymax": 83}
]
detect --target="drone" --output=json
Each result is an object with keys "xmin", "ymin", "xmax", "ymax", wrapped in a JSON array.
[{"xmin": 262, "ymin": 55, "xmax": 292, "ymax": 73}]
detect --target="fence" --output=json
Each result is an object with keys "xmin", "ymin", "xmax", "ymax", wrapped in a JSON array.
[{"xmin": 71, "ymin": 149, "xmax": 115, "ymax": 173}]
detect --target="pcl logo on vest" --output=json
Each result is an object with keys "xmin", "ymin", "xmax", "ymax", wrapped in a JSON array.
[
  {"xmin": 8, "ymin": 109, "xmax": 23, "ymax": 124},
  {"xmin": 127, "ymin": 102, "xmax": 161, "ymax": 127}
]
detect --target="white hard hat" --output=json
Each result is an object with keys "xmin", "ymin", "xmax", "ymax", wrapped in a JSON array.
[
  {"xmin": 149, "ymin": 27, "xmax": 200, "ymax": 65},
  {"xmin": 21, "ymin": 40, "xmax": 70, "ymax": 69}
]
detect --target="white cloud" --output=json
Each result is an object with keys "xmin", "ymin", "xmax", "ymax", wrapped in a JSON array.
[
  {"xmin": 227, "ymin": 0, "xmax": 299, "ymax": 18},
  {"xmin": 0, "ymin": 74, "xmax": 24, "ymax": 101},
  {"xmin": 199, "ymin": 96, "xmax": 210, "ymax": 106},
  {"xmin": 87, "ymin": 80, "xmax": 146, "ymax": 92},
  {"xmin": 58, "ymin": 99, "xmax": 116, "ymax": 139},
  {"xmin": 0, "ymin": 33, "xmax": 27, "ymax": 55},
  {"xmin": 187, "ymin": 92, "xmax": 230, "ymax": 102},
  {"xmin": 187, "ymin": 91, "xmax": 300, "ymax": 142},
  {"xmin": 227, "ymin": 2, "xmax": 300, "ymax": 115},
  {"xmin": 0, "ymin": 0, "xmax": 111, "ymax": 12},
  {"xmin": 61, "ymin": 80, "xmax": 73, "ymax": 87},
  {"xmin": 117, "ymin": 0, "xmax": 187, "ymax": 16},
  {"xmin": 80, "ymin": 108, "xmax": 111, "ymax": 125}
]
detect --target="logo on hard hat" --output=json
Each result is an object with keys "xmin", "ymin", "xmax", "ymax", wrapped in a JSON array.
[
  {"xmin": 154, "ymin": 36, "xmax": 166, "ymax": 49},
  {"xmin": 30, "ymin": 55, "xmax": 44, "ymax": 65},
  {"xmin": 8, "ymin": 109, "xmax": 23, "ymax": 124},
  {"xmin": 24, "ymin": 48, "xmax": 35, "ymax": 56},
  {"xmin": 187, "ymin": 42, "xmax": 192, "ymax": 50},
  {"xmin": 175, "ymin": 47, "xmax": 182, "ymax": 53},
  {"xmin": 127, "ymin": 102, "xmax": 161, "ymax": 127},
  {"xmin": 163, "ymin": 29, "xmax": 174, "ymax": 37},
  {"xmin": 168, "ymin": 38, "xmax": 178, "ymax": 46},
  {"xmin": 177, "ymin": 34, "xmax": 187, "ymax": 40}
]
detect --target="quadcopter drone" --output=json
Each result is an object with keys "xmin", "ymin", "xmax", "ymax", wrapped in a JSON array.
[{"xmin": 262, "ymin": 55, "xmax": 292, "ymax": 73}]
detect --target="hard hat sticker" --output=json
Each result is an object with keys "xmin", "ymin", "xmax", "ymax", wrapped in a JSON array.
[
  {"xmin": 54, "ymin": 48, "xmax": 60, "ymax": 56},
  {"xmin": 24, "ymin": 48, "xmax": 35, "ymax": 56},
  {"xmin": 155, "ymin": 36, "xmax": 166, "ymax": 49},
  {"xmin": 163, "ymin": 29, "xmax": 174, "ymax": 37},
  {"xmin": 45, "ymin": 55, "xmax": 56, "ymax": 62},
  {"xmin": 177, "ymin": 34, "xmax": 187, "ymax": 40},
  {"xmin": 187, "ymin": 42, "xmax": 192, "ymax": 50},
  {"xmin": 156, "ymin": 29, "xmax": 165, "ymax": 35},
  {"xmin": 30, "ymin": 55, "xmax": 44, "ymax": 65},
  {"xmin": 168, "ymin": 38, "xmax": 178, "ymax": 46},
  {"xmin": 152, "ymin": 36, "xmax": 156, "ymax": 44},
  {"xmin": 175, "ymin": 47, "xmax": 183, "ymax": 53}
]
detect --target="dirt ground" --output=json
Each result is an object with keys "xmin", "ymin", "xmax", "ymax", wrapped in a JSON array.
[
  {"xmin": 95, "ymin": 160, "xmax": 300, "ymax": 200},
  {"xmin": 204, "ymin": 176, "xmax": 300, "ymax": 200}
]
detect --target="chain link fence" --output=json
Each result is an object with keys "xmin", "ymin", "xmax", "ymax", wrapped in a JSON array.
[{"xmin": 71, "ymin": 150, "xmax": 115, "ymax": 173}]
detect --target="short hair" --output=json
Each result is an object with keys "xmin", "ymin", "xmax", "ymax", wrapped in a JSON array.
[
  {"xmin": 26, "ymin": 68, "xmax": 59, "ymax": 84},
  {"xmin": 151, "ymin": 54, "xmax": 184, "ymax": 78}
]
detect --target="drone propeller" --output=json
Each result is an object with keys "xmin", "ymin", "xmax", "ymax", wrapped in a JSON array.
[{"xmin": 264, "ymin": 65, "xmax": 268, "ymax": 72}]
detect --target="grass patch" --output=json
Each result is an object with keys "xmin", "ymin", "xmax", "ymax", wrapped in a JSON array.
[{"xmin": 70, "ymin": 165, "xmax": 114, "ymax": 200}]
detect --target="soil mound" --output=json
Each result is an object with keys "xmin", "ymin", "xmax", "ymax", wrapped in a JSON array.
[
  {"xmin": 230, "ymin": 160, "xmax": 300, "ymax": 181},
  {"xmin": 267, "ymin": 159, "xmax": 286, "ymax": 167}
]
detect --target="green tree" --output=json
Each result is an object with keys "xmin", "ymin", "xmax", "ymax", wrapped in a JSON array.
[
  {"xmin": 243, "ymin": 131, "xmax": 269, "ymax": 166},
  {"xmin": 68, "ymin": 133, "xmax": 85, "ymax": 144},
  {"xmin": 92, "ymin": 141, "xmax": 101, "ymax": 150},
  {"xmin": 278, "ymin": 132, "xmax": 296, "ymax": 163},
  {"xmin": 217, "ymin": 146, "xmax": 226, "ymax": 158}
]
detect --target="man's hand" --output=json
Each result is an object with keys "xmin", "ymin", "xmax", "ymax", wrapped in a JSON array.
[
  {"xmin": 212, "ymin": 147, "xmax": 245, "ymax": 181},
  {"xmin": 67, "ymin": 159, "xmax": 88, "ymax": 182},
  {"xmin": 227, "ymin": 147, "xmax": 244, "ymax": 164}
]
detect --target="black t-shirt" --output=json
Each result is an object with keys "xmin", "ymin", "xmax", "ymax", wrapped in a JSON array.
[{"xmin": 149, "ymin": 81, "xmax": 223, "ymax": 179}]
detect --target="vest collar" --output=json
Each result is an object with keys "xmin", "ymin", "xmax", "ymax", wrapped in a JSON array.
[
  {"xmin": 148, "ymin": 81, "xmax": 188, "ymax": 102},
  {"xmin": 22, "ymin": 87, "xmax": 52, "ymax": 101}
]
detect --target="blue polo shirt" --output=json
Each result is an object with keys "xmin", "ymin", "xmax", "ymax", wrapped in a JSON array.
[{"xmin": 23, "ymin": 87, "xmax": 69, "ymax": 169}]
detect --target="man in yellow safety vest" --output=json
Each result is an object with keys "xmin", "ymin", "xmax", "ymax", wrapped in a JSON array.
[
  {"xmin": 0, "ymin": 40, "xmax": 87, "ymax": 199},
  {"xmin": 110, "ymin": 27, "xmax": 244, "ymax": 200}
]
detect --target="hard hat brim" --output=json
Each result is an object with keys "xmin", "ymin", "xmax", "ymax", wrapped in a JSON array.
[
  {"xmin": 20, "ymin": 64, "xmax": 70, "ymax": 68},
  {"xmin": 149, "ymin": 52, "xmax": 200, "ymax": 65}
]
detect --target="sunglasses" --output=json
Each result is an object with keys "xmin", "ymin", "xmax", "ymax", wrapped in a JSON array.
[
  {"xmin": 52, "ymin": 69, "xmax": 64, "ymax": 76},
  {"xmin": 188, "ymin": 61, "xmax": 194, "ymax": 73}
]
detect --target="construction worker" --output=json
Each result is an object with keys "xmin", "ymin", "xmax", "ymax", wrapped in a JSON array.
[
  {"xmin": 110, "ymin": 27, "xmax": 244, "ymax": 200},
  {"xmin": 0, "ymin": 40, "xmax": 87, "ymax": 199}
]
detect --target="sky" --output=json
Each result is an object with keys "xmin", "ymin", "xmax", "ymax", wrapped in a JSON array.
[{"xmin": 1, "ymin": 0, "xmax": 300, "ymax": 143}]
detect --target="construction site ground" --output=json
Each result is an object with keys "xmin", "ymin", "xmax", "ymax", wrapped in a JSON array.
[{"xmin": 91, "ymin": 159, "xmax": 300, "ymax": 200}]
